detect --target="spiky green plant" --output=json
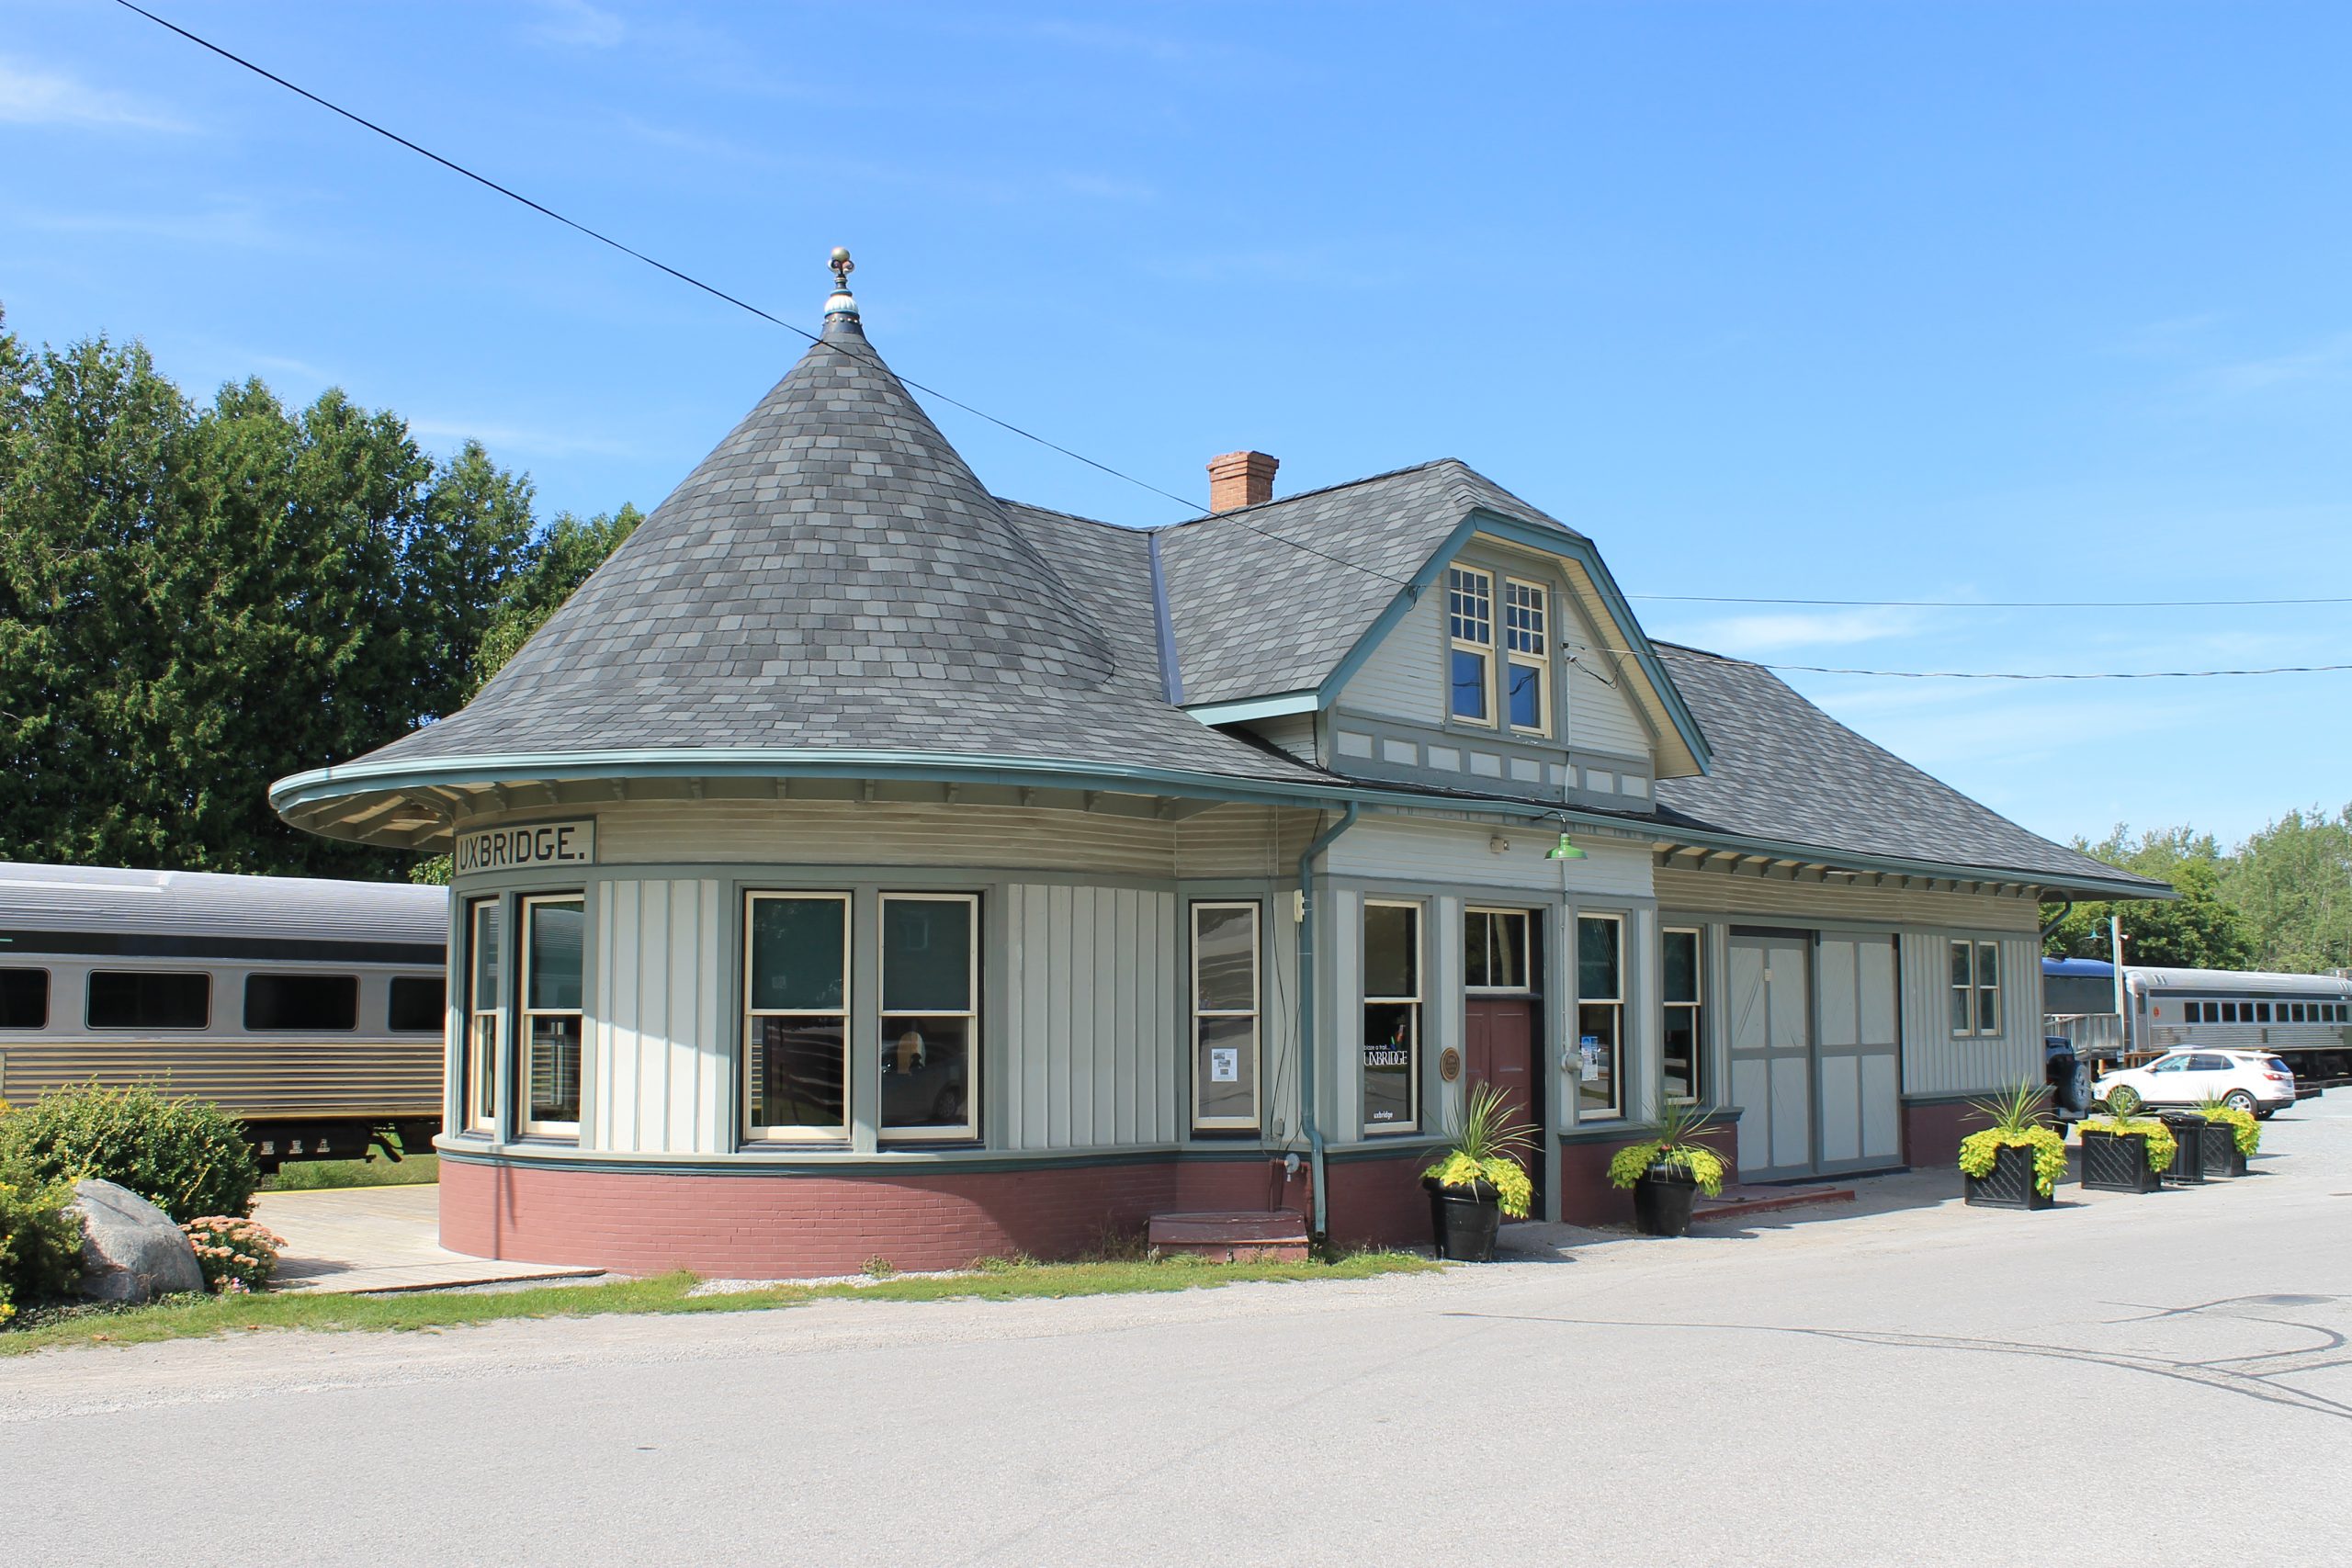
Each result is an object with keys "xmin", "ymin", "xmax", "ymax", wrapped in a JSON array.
[
  {"xmin": 2194, "ymin": 1095, "xmax": 2260, "ymax": 1157},
  {"xmin": 1956, "ymin": 1079, "xmax": 2068, "ymax": 1196},
  {"xmin": 1423, "ymin": 1083, "xmax": 1537, "ymax": 1217},
  {"xmin": 1605, "ymin": 1099, "xmax": 1728, "ymax": 1196}
]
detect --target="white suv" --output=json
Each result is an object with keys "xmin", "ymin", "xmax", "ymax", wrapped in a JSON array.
[{"xmin": 2092, "ymin": 1047, "xmax": 2297, "ymax": 1118}]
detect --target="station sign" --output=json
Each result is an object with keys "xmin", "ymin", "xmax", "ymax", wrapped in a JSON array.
[{"xmin": 455, "ymin": 818, "xmax": 596, "ymax": 875}]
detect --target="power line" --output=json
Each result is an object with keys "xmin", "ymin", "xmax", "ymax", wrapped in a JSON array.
[
  {"xmin": 1630, "ymin": 592, "xmax": 2352, "ymax": 609},
  {"xmin": 1764, "ymin": 661, "xmax": 2352, "ymax": 681},
  {"xmin": 109, "ymin": 0, "xmax": 1205, "ymax": 515}
]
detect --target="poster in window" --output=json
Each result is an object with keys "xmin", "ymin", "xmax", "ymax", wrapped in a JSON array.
[
  {"xmin": 1579, "ymin": 1034, "xmax": 1602, "ymax": 1082},
  {"xmin": 1209, "ymin": 1046, "xmax": 1239, "ymax": 1083}
]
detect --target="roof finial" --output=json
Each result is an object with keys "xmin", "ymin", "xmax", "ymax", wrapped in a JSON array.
[{"xmin": 825, "ymin": 246, "xmax": 858, "ymax": 321}]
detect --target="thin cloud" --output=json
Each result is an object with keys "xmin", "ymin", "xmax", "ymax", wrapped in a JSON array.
[
  {"xmin": 2201, "ymin": 330, "xmax": 2352, "ymax": 396},
  {"xmin": 1672, "ymin": 606, "xmax": 1924, "ymax": 656},
  {"xmin": 522, "ymin": 0, "xmax": 626, "ymax": 50},
  {"xmin": 0, "ymin": 57, "xmax": 190, "ymax": 132},
  {"xmin": 13, "ymin": 203, "xmax": 294, "ymax": 251},
  {"xmin": 411, "ymin": 418, "xmax": 638, "ymax": 460}
]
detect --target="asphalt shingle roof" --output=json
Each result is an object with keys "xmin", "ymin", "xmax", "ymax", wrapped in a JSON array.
[
  {"xmin": 1155, "ymin": 459, "xmax": 1587, "ymax": 707},
  {"xmin": 1649, "ymin": 643, "xmax": 2165, "ymax": 889}
]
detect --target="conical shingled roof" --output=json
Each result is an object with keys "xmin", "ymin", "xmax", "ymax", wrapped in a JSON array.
[{"xmin": 363, "ymin": 306, "xmax": 1156, "ymax": 764}]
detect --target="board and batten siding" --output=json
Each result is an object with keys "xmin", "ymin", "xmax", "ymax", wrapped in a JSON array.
[
  {"xmin": 1899, "ymin": 931, "xmax": 2041, "ymax": 1097},
  {"xmin": 589, "ymin": 877, "xmax": 729, "ymax": 1154},
  {"xmin": 1001, "ymin": 884, "xmax": 1181, "ymax": 1151}
]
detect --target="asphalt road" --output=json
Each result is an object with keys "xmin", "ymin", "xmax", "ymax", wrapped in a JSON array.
[{"xmin": 7, "ymin": 1100, "xmax": 2351, "ymax": 1567}]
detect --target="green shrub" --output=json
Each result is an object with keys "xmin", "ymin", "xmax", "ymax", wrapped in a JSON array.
[
  {"xmin": 1957, "ymin": 1081, "xmax": 2070, "ymax": 1196},
  {"xmin": 0, "ymin": 1084, "xmax": 259, "ymax": 1223},
  {"xmin": 1, "ymin": 1162, "xmax": 85, "ymax": 1325}
]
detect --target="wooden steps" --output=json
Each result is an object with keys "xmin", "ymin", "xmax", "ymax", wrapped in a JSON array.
[{"xmin": 1148, "ymin": 1210, "xmax": 1310, "ymax": 1262}]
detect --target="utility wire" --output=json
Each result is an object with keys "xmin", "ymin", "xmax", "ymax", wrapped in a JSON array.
[
  {"xmin": 1629, "ymin": 592, "xmax": 2352, "ymax": 609},
  {"xmin": 109, "ymin": 0, "xmax": 1204, "ymax": 514},
  {"xmin": 108, "ymin": 3, "xmax": 2352, "ymax": 684}
]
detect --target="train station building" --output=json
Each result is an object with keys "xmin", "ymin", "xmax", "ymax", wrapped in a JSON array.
[{"xmin": 272, "ymin": 259, "xmax": 2165, "ymax": 1277}]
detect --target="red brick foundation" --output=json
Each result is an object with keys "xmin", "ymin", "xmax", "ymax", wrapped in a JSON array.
[
  {"xmin": 441, "ymin": 1152, "xmax": 1386, "ymax": 1278},
  {"xmin": 1901, "ymin": 1099, "xmax": 1976, "ymax": 1170},
  {"xmin": 1557, "ymin": 1128, "xmax": 1741, "ymax": 1226}
]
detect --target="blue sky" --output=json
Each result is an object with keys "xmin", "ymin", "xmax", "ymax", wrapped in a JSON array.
[{"xmin": 4, "ymin": 0, "xmax": 2346, "ymax": 850}]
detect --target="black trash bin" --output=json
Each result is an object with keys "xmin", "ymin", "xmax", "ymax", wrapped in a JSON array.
[{"xmin": 2159, "ymin": 1112, "xmax": 2207, "ymax": 1185}]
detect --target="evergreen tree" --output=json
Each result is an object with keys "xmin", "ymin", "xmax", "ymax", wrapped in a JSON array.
[{"xmin": 2040, "ymin": 827, "xmax": 2256, "ymax": 971}]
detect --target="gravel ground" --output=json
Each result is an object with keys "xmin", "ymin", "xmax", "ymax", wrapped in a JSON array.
[{"xmin": 6, "ymin": 1099, "xmax": 2349, "ymax": 1567}]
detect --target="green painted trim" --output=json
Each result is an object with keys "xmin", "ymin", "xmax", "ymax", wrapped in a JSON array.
[
  {"xmin": 1182, "ymin": 691, "xmax": 1320, "ymax": 724},
  {"xmin": 1900, "ymin": 1091, "xmax": 2004, "ymax": 1108},
  {"xmin": 1324, "ymin": 1138, "xmax": 1446, "ymax": 1163}
]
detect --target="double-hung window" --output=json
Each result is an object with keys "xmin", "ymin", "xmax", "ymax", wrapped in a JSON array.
[
  {"xmin": 1448, "ymin": 568, "xmax": 1496, "ymax": 725},
  {"xmin": 1363, "ymin": 900, "xmax": 1422, "ymax": 1133},
  {"xmin": 519, "ymin": 895, "xmax": 584, "ymax": 1136},
  {"xmin": 1949, "ymin": 940, "xmax": 2000, "ymax": 1037},
  {"xmin": 1662, "ymin": 927, "xmax": 1703, "ymax": 1103},
  {"xmin": 878, "ymin": 894, "xmax": 978, "ymax": 1141},
  {"xmin": 1576, "ymin": 914, "xmax": 1624, "ymax": 1118},
  {"xmin": 744, "ymin": 893, "xmax": 851, "ymax": 1140},
  {"xmin": 1464, "ymin": 908, "xmax": 1533, "ymax": 991},
  {"xmin": 464, "ymin": 898, "xmax": 501, "ymax": 1133},
  {"xmin": 1191, "ymin": 902, "xmax": 1261, "ymax": 1133},
  {"xmin": 1503, "ymin": 578, "xmax": 1552, "ymax": 735}
]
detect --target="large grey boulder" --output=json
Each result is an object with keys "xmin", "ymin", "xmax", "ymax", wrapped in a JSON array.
[{"xmin": 69, "ymin": 1179, "xmax": 205, "ymax": 1303}]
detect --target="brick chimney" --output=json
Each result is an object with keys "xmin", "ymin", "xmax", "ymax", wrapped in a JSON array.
[{"xmin": 1207, "ymin": 450, "xmax": 1279, "ymax": 513}]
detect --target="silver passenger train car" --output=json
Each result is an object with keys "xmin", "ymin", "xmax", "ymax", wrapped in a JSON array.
[
  {"xmin": 0, "ymin": 862, "xmax": 447, "ymax": 1168},
  {"xmin": 2129, "ymin": 964, "xmax": 2352, "ymax": 1088}
]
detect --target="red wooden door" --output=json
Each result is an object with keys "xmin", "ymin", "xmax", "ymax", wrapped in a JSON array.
[{"xmin": 1464, "ymin": 998, "xmax": 1538, "ymax": 1207}]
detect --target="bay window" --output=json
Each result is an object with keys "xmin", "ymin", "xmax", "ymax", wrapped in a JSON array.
[
  {"xmin": 878, "ymin": 894, "xmax": 978, "ymax": 1140},
  {"xmin": 1363, "ymin": 900, "xmax": 1422, "ymax": 1134},
  {"xmin": 1576, "ymin": 913, "xmax": 1623, "ymax": 1118},
  {"xmin": 519, "ymin": 895, "xmax": 584, "ymax": 1136},
  {"xmin": 744, "ymin": 893, "xmax": 851, "ymax": 1140},
  {"xmin": 1191, "ymin": 902, "xmax": 1261, "ymax": 1133}
]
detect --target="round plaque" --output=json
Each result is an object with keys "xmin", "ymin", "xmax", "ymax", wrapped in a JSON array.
[{"xmin": 1439, "ymin": 1045, "xmax": 1462, "ymax": 1084}]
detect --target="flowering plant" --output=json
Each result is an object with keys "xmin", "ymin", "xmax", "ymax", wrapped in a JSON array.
[{"xmin": 181, "ymin": 1215, "xmax": 286, "ymax": 1294}]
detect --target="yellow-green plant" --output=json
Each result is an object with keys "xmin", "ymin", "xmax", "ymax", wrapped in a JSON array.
[
  {"xmin": 1423, "ymin": 1084, "xmax": 1536, "ymax": 1218},
  {"xmin": 2194, "ymin": 1096, "xmax": 2261, "ymax": 1157},
  {"xmin": 2080, "ymin": 1112, "xmax": 2176, "ymax": 1172},
  {"xmin": 1956, "ymin": 1081, "xmax": 2068, "ymax": 1195},
  {"xmin": 1605, "ymin": 1098, "xmax": 1728, "ymax": 1197}
]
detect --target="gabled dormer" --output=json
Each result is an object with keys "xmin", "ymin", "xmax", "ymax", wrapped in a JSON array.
[{"xmin": 1156, "ymin": 457, "xmax": 1708, "ymax": 805}]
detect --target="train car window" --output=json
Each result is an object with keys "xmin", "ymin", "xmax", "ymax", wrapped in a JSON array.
[
  {"xmin": 389, "ymin": 976, "xmax": 447, "ymax": 1032},
  {"xmin": 87, "ymin": 971, "xmax": 209, "ymax": 1030},
  {"xmin": 0, "ymin": 967, "xmax": 50, "ymax": 1029},
  {"xmin": 2255, "ymin": 1003, "xmax": 2272, "ymax": 1022},
  {"xmin": 243, "ymin": 974, "xmax": 358, "ymax": 1032}
]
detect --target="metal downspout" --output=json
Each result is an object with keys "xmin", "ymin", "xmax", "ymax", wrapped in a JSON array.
[
  {"xmin": 2039, "ymin": 899, "xmax": 2073, "ymax": 942},
  {"xmin": 1296, "ymin": 802, "xmax": 1359, "ymax": 1237}
]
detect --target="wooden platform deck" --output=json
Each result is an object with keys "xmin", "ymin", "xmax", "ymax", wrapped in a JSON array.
[{"xmin": 1147, "ymin": 1209, "xmax": 1311, "ymax": 1262}]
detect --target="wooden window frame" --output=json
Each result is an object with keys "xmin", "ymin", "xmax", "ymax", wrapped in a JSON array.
[
  {"xmin": 1662, "ymin": 925, "xmax": 1704, "ymax": 1105},
  {"xmin": 463, "ymin": 897, "xmax": 501, "ymax": 1134},
  {"xmin": 1190, "ymin": 900, "xmax": 1263, "ymax": 1134},
  {"xmin": 742, "ymin": 891, "xmax": 853, "ymax": 1143},
  {"xmin": 517, "ymin": 893, "xmax": 585, "ymax": 1138},
  {"xmin": 1950, "ymin": 939, "xmax": 2002, "ymax": 1038},
  {"xmin": 1362, "ymin": 898, "xmax": 1424, "ymax": 1135},
  {"xmin": 1502, "ymin": 576, "xmax": 1553, "ymax": 738},
  {"xmin": 1447, "ymin": 567, "xmax": 1497, "ymax": 728},
  {"xmin": 1575, "ymin": 912, "xmax": 1626, "ymax": 1121},
  {"xmin": 876, "ymin": 892, "xmax": 981, "ymax": 1145}
]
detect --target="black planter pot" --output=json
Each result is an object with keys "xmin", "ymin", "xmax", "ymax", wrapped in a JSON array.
[
  {"xmin": 1633, "ymin": 1167, "xmax": 1700, "ymax": 1236},
  {"xmin": 1422, "ymin": 1176, "xmax": 1503, "ymax": 1261},
  {"xmin": 2081, "ymin": 1130, "xmax": 2163, "ymax": 1193},
  {"xmin": 2159, "ymin": 1114, "xmax": 2207, "ymax": 1186},
  {"xmin": 2199, "ymin": 1120, "xmax": 2250, "ymax": 1179},
  {"xmin": 1964, "ymin": 1142, "xmax": 2053, "ymax": 1210}
]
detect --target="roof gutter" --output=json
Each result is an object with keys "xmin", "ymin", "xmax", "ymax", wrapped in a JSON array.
[{"xmin": 1295, "ymin": 802, "xmax": 1360, "ymax": 1238}]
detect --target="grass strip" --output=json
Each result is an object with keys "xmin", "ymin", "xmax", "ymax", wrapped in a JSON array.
[
  {"xmin": 263, "ymin": 1153, "xmax": 440, "ymax": 1191},
  {"xmin": 2, "ymin": 1251, "xmax": 1438, "ymax": 1357}
]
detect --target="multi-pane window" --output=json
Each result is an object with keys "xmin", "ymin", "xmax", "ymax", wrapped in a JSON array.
[
  {"xmin": 1464, "ymin": 908, "xmax": 1533, "ymax": 990},
  {"xmin": 1576, "ymin": 915, "xmax": 1624, "ymax": 1118},
  {"xmin": 1192, "ymin": 902, "xmax": 1261, "ymax": 1133},
  {"xmin": 1950, "ymin": 940, "xmax": 2000, "ymax": 1037},
  {"xmin": 87, "ymin": 971, "xmax": 209, "ymax": 1030},
  {"xmin": 464, "ymin": 898, "xmax": 501, "ymax": 1133},
  {"xmin": 1663, "ymin": 927, "xmax": 1703, "ymax": 1103},
  {"xmin": 1448, "ymin": 568, "xmax": 1495, "ymax": 724},
  {"xmin": 743, "ymin": 893, "xmax": 851, "ymax": 1139},
  {"xmin": 878, "ymin": 894, "xmax": 978, "ymax": 1140},
  {"xmin": 1503, "ymin": 579, "xmax": 1551, "ymax": 734},
  {"xmin": 0, "ymin": 968, "xmax": 50, "ymax": 1030},
  {"xmin": 520, "ymin": 896, "xmax": 584, "ymax": 1135},
  {"xmin": 1363, "ymin": 900, "xmax": 1421, "ymax": 1134},
  {"xmin": 243, "ymin": 974, "xmax": 358, "ymax": 1032}
]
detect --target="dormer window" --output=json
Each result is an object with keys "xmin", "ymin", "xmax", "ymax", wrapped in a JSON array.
[
  {"xmin": 1503, "ymin": 578, "xmax": 1551, "ymax": 736},
  {"xmin": 1447, "ymin": 568, "xmax": 1495, "ymax": 724}
]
